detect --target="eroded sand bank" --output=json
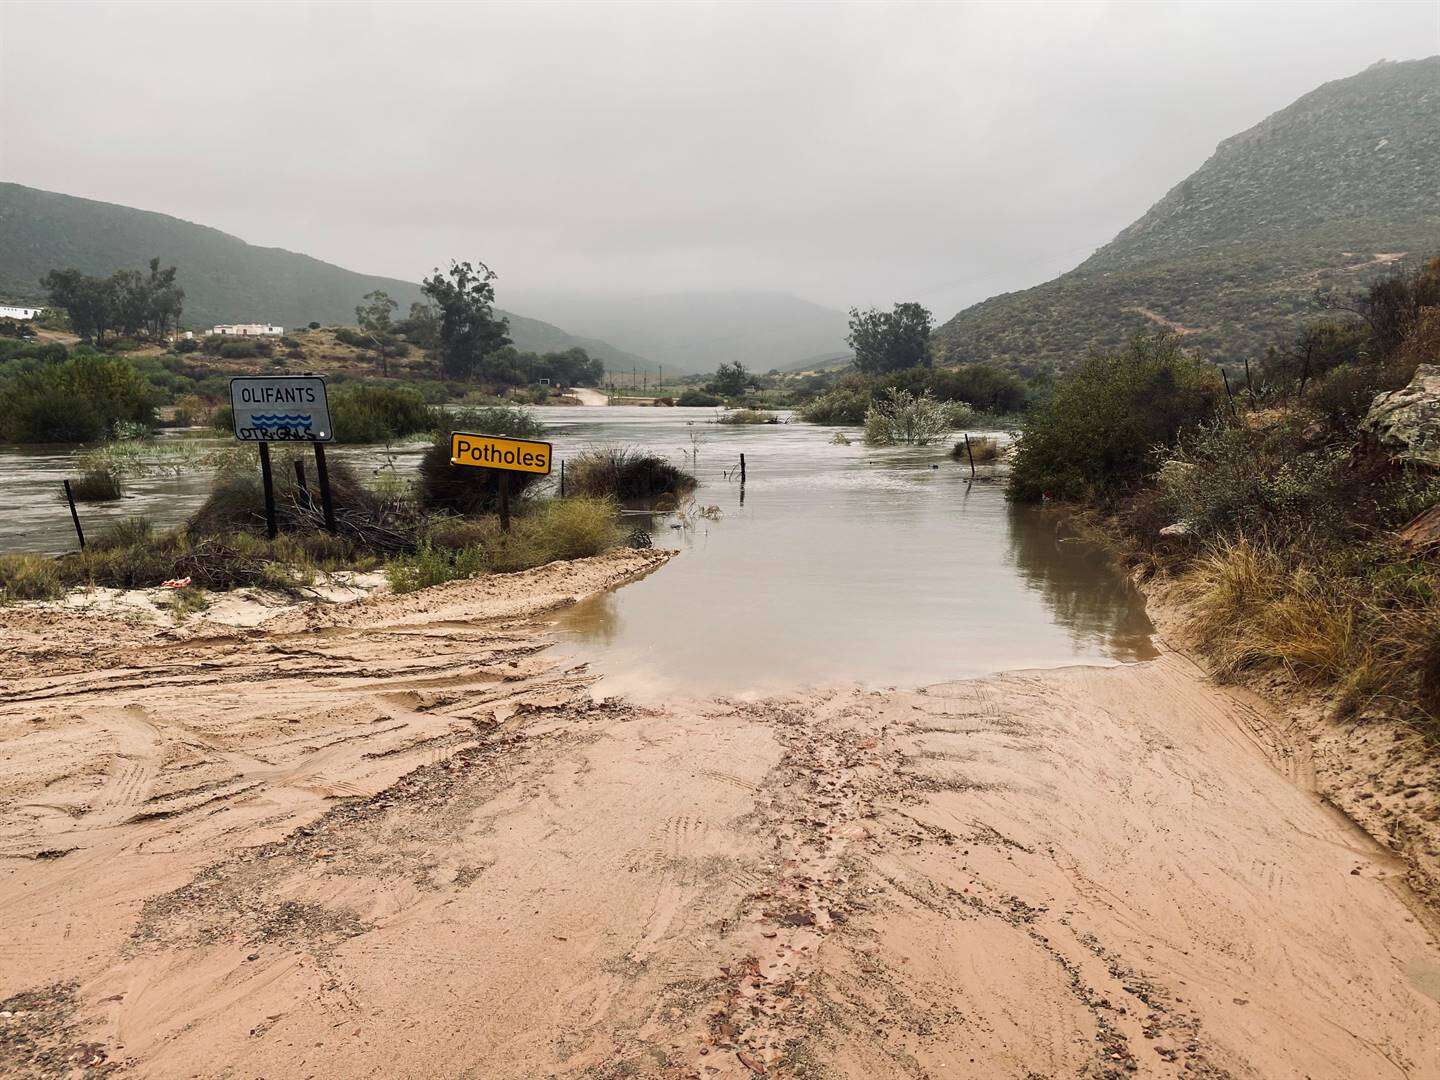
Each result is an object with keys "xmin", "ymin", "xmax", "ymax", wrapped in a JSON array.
[{"xmin": 2, "ymin": 551, "xmax": 1438, "ymax": 1078}]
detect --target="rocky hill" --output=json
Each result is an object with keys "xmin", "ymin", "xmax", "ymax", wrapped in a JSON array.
[
  {"xmin": 933, "ymin": 57, "xmax": 1440, "ymax": 372},
  {"xmin": 0, "ymin": 183, "xmax": 644, "ymax": 367}
]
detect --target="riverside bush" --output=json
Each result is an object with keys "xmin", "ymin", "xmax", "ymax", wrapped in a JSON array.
[
  {"xmin": 862, "ymin": 388, "xmax": 951, "ymax": 446},
  {"xmin": 418, "ymin": 406, "xmax": 547, "ymax": 515},
  {"xmin": 715, "ymin": 409, "xmax": 778, "ymax": 425},
  {"xmin": 0, "ymin": 349, "xmax": 157, "ymax": 443},
  {"xmin": 329, "ymin": 384, "xmax": 435, "ymax": 443},
  {"xmin": 1007, "ymin": 335, "xmax": 1222, "ymax": 503},
  {"xmin": 566, "ymin": 446, "xmax": 696, "ymax": 500},
  {"xmin": 677, "ymin": 389, "xmax": 723, "ymax": 407},
  {"xmin": 68, "ymin": 469, "xmax": 123, "ymax": 501}
]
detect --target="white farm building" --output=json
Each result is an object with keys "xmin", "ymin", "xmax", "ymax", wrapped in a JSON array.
[
  {"xmin": 0, "ymin": 304, "xmax": 43, "ymax": 320},
  {"xmin": 213, "ymin": 323, "xmax": 284, "ymax": 337}
]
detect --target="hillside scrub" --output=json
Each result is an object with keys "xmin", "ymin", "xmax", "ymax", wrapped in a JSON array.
[
  {"xmin": 1056, "ymin": 259, "xmax": 1440, "ymax": 739},
  {"xmin": 930, "ymin": 58, "xmax": 1440, "ymax": 373},
  {"xmin": 1007, "ymin": 335, "xmax": 1223, "ymax": 503},
  {"xmin": 565, "ymin": 446, "xmax": 697, "ymax": 500}
]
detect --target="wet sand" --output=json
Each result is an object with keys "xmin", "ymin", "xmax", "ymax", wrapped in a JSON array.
[{"xmin": 2, "ymin": 553, "xmax": 1439, "ymax": 1078}]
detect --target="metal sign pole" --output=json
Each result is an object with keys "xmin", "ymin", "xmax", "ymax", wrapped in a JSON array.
[
  {"xmin": 258, "ymin": 443, "xmax": 278, "ymax": 539},
  {"xmin": 313, "ymin": 444, "xmax": 337, "ymax": 534},
  {"xmin": 498, "ymin": 472, "xmax": 511, "ymax": 533}
]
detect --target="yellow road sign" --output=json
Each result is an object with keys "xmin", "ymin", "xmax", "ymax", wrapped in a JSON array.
[{"xmin": 449, "ymin": 432, "xmax": 553, "ymax": 475}]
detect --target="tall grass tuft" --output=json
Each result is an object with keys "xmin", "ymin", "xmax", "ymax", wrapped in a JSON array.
[
  {"xmin": 0, "ymin": 555, "xmax": 65, "ymax": 601},
  {"xmin": 386, "ymin": 497, "xmax": 625, "ymax": 592},
  {"xmin": 1177, "ymin": 535, "xmax": 1439, "ymax": 729}
]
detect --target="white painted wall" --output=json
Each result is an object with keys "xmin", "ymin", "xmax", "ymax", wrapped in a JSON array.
[{"xmin": 212, "ymin": 323, "xmax": 285, "ymax": 336}]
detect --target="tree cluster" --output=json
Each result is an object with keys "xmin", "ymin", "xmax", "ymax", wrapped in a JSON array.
[
  {"xmin": 420, "ymin": 261, "xmax": 512, "ymax": 380},
  {"xmin": 41, "ymin": 258, "xmax": 184, "ymax": 345},
  {"xmin": 848, "ymin": 302, "xmax": 934, "ymax": 374}
]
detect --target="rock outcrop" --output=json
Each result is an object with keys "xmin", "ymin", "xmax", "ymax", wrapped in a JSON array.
[{"xmin": 1362, "ymin": 363, "xmax": 1440, "ymax": 468}]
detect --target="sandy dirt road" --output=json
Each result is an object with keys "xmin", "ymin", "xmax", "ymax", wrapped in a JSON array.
[
  {"xmin": 2, "ymin": 551, "xmax": 1439, "ymax": 1079},
  {"xmin": 570, "ymin": 387, "xmax": 610, "ymax": 406}
]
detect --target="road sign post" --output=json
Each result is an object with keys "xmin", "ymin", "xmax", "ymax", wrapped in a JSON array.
[
  {"xmin": 229, "ymin": 375, "xmax": 336, "ymax": 537},
  {"xmin": 448, "ymin": 432, "xmax": 553, "ymax": 532}
]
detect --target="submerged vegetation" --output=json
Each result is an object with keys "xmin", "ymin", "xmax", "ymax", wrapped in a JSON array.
[
  {"xmin": 565, "ymin": 446, "xmax": 697, "ymax": 500},
  {"xmin": 862, "ymin": 388, "xmax": 954, "ymax": 446},
  {"xmin": 715, "ymin": 408, "xmax": 778, "ymax": 425},
  {"xmin": 67, "ymin": 469, "xmax": 124, "ymax": 502}
]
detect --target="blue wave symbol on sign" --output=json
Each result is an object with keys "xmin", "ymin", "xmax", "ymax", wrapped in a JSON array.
[{"xmin": 250, "ymin": 414, "xmax": 314, "ymax": 430}]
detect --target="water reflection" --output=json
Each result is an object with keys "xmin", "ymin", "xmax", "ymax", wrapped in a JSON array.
[{"xmin": 1004, "ymin": 506, "xmax": 1158, "ymax": 663}]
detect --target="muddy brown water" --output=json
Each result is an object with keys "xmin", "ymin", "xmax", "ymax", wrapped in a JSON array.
[{"xmin": 0, "ymin": 407, "xmax": 1155, "ymax": 693}]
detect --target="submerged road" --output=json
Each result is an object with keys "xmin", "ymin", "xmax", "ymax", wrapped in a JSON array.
[{"xmin": 1, "ymin": 553, "xmax": 1437, "ymax": 1078}]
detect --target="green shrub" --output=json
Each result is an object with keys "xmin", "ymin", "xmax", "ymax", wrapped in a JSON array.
[
  {"xmin": 219, "ymin": 340, "xmax": 259, "ymax": 359},
  {"xmin": 677, "ymin": 389, "xmax": 723, "ymax": 407},
  {"xmin": 68, "ymin": 470, "xmax": 123, "ymax": 502},
  {"xmin": 801, "ymin": 384, "xmax": 871, "ymax": 425},
  {"xmin": 565, "ymin": 446, "xmax": 696, "ymax": 500},
  {"xmin": 418, "ymin": 407, "xmax": 547, "ymax": 515},
  {"xmin": 1304, "ymin": 362, "xmax": 1412, "ymax": 435},
  {"xmin": 329, "ymin": 384, "xmax": 435, "ymax": 443},
  {"xmin": 862, "ymin": 388, "xmax": 951, "ymax": 446},
  {"xmin": 1008, "ymin": 335, "xmax": 1223, "ymax": 503},
  {"xmin": 0, "ymin": 555, "xmax": 65, "ymax": 601},
  {"xmin": 1159, "ymin": 419, "xmax": 1351, "ymax": 541}
]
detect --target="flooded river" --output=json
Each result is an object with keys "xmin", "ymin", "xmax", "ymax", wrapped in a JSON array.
[{"xmin": 0, "ymin": 407, "xmax": 1155, "ymax": 693}]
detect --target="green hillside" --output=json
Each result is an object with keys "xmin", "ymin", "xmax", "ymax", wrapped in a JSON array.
[
  {"xmin": 0, "ymin": 182, "xmax": 644, "ymax": 367},
  {"xmin": 934, "ymin": 57, "xmax": 1440, "ymax": 372}
]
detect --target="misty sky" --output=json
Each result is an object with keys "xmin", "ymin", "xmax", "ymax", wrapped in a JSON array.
[{"xmin": 2, "ymin": 1, "xmax": 1437, "ymax": 320}]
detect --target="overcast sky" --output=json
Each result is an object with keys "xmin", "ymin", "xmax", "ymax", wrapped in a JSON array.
[{"xmin": 2, "ymin": 1, "xmax": 1437, "ymax": 319}]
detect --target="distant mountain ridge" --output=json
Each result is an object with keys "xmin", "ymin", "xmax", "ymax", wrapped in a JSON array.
[
  {"xmin": 0, "ymin": 182, "xmax": 646, "ymax": 367},
  {"xmin": 934, "ymin": 56, "xmax": 1440, "ymax": 371},
  {"xmin": 508, "ymin": 288, "xmax": 851, "ymax": 375}
]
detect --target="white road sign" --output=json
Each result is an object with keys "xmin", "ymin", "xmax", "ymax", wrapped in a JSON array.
[{"xmin": 229, "ymin": 376, "xmax": 333, "ymax": 442}]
